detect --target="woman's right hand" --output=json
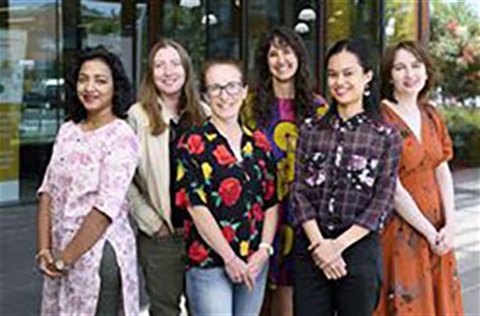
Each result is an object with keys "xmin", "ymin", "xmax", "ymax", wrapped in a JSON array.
[
  {"xmin": 424, "ymin": 227, "xmax": 444, "ymax": 255},
  {"xmin": 225, "ymin": 256, "xmax": 254, "ymax": 291},
  {"xmin": 37, "ymin": 250, "xmax": 61, "ymax": 278}
]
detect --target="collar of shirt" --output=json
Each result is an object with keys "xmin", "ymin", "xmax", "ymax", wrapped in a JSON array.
[
  {"xmin": 330, "ymin": 111, "xmax": 369, "ymax": 131},
  {"xmin": 157, "ymin": 96, "xmax": 186, "ymax": 124}
]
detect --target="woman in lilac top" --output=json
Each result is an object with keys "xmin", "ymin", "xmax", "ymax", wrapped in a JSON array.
[
  {"xmin": 36, "ymin": 47, "xmax": 140, "ymax": 315},
  {"xmin": 242, "ymin": 26, "xmax": 327, "ymax": 316}
]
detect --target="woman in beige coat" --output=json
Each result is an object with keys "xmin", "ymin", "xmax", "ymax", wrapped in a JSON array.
[{"xmin": 127, "ymin": 38, "xmax": 206, "ymax": 316}]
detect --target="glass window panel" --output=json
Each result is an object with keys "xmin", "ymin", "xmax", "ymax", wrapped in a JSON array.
[
  {"xmin": 162, "ymin": 0, "xmax": 206, "ymax": 70},
  {"xmin": 294, "ymin": 0, "xmax": 319, "ymax": 87},
  {"xmin": 1, "ymin": 0, "xmax": 62, "ymax": 203},
  {"xmin": 206, "ymin": 0, "xmax": 241, "ymax": 60},
  {"xmin": 326, "ymin": 0, "xmax": 380, "ymax": 48},
  {"xmin": 384, "ymin": 0, "xmax": 418, "ymax": 44},
  {"xmin": 80, "ymin": 0, "xmax": 134, "ymax": 82}
]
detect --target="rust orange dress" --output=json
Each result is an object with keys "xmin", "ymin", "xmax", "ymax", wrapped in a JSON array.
[{"xmin": 375, "ymin": 100, "xmax": 464, "ymax": 316}]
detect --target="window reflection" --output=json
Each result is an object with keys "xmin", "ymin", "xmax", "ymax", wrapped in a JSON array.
[
  {"xmin": 1, "ymin": 0, "xmax": 62, "ymax": 202},
  {"xmin": 206, "ymin": 0, "xmax": 241, "ymax": 59},
  {"xmin": 163, "ymin": 0, "xmax": 206, "ymax": 70},
  {"xmin": 384, "ymin": 1, "xmax": 417, "ymax": 44},
  {"xmin": 326, "ymin": 0, "xmax": 380, "ymax": 48}
]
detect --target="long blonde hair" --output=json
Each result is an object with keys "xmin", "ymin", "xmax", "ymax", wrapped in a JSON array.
[{"xmin": 139, "ymin": 38, "xmax": 205, "ymax": 135}]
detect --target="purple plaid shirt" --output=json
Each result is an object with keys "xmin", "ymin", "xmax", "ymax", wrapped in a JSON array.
[{"xmin": 290, "ymin": 112, "xmax": 402, "ymax": 233}]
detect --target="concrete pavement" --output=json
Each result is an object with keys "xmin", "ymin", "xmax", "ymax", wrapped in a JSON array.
[{"xmin": 0, "ymin": 168, "xmax": 479, "ymax": 315}]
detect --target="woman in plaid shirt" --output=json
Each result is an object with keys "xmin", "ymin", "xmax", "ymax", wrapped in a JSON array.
[{"xmin": 291, "ymin": 39, "xmax": 403, "ymax": 316}]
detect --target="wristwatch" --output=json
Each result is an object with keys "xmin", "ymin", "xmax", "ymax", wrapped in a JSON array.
[
  {"xmin": 259, "ymin": 242, "xmax": 274, "ymax": 256},
  {"xmin": 53, "ymin": 254, "xmax": 71, "ymax": 274}
]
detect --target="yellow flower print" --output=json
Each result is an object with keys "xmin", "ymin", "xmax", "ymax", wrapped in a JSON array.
[
  {"xmin": 177, "ymin": 162, "xmax": 185, "ymax": 181},
  {"xmin": 316, "ymin": 105, "xmax": 328, "ymax": 116},
  {"xmin": 206, "ymin": 133, "xmax": 217, "ymax": 142},
  {"xmin": 243, "ymin": 141, "xmax": 253, "ymax": 155},
  {"xmin": 202, "ymin": 162, "xmax": 213, "ymax": 181},
  {"xmin": 273, "ymin": 122, "xmax": 298, "ymax": 152},
  {"xmin": 242, "ymin": 126, "xmax": 253, "ymax": 136},
  {"xmin": 196, "ymin": 187, "xmax": 207, "ymax": 204},
  {"xmin": 240, "ymin": 240, "xmax": 249, "ymax": 257}
]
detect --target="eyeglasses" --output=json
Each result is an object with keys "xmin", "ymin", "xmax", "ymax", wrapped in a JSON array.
[{"xmin": 206, "ymin": 81, "xmax": 244, "ymax": 97}]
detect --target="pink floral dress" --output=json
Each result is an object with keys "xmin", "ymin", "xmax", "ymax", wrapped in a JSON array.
[{"xmin": 38, "ymin": 119, "xmax": 140, "ymax": 315}]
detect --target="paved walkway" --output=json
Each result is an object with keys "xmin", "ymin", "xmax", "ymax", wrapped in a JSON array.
[{"xmin": 0, "ymin": 168, "xmax": 478, "ymax": 315}]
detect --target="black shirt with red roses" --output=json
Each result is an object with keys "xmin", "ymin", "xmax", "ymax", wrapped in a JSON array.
[{"xmin": 175, "ymin": 121, "xmax": 278, "ymax": 269}]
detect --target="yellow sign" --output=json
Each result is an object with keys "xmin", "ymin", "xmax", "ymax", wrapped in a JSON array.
[{"xmin": 0, "ymin": 104, "xmax": 20, "ymax": 181}]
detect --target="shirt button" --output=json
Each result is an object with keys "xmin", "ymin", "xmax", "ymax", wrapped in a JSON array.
[
  {"xmin": 328, "ymin": 198, "xmax": 335, "ymax": 213},
  {"xmin": 327, "ymin": 224, "xmax": 335, "ymax": 231}
]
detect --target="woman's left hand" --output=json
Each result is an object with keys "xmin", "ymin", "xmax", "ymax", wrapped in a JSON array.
[
  {"xmin": 436, "ymin": 224, "xmax": 454, "ymax": 255},
  {"xmin": 247, "ymin": 249, "xmax": 269, "ymax": 280},
  {"xmin": 37, "ymin": 250, "xmax": 62, "ymax": 278}
]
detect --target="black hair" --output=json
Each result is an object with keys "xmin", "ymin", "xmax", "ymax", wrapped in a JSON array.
[
  {"xmin": 323, "ymin": 39, "xmax": 382, "ymax": 123},
  {"xmin": 65, "ymin": 46, "xmax": 133, "ymax": 123}
]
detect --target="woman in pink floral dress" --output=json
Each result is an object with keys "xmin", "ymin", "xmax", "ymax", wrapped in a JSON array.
[{"xmin": 36, "ymin": 47, "xmax": 140, "ymax": 315}]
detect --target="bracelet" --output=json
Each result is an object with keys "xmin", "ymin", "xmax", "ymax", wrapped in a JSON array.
[
  {"xmin": 308, "ymin": 241, "xmax": 322, "ymax": 252},
  {"xmin": 35, "ymin": 249, "xmax": 51, "ymax": 260},
  {"xmin": 259, "ymin": 242, "xmax": 274, "ymax": 256}
]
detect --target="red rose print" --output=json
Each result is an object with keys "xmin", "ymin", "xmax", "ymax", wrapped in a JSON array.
[
  {"xmin": 187, "ymin": 134, "xmax": 205, "ymax": 155},
  {"xmin": 189, "ymin": 241, "xmax": 209, "ymax": 263},
  {"xmin": 258, "ymin": 159, "xmax": 266, "ymax": 169},
  {"xmin": 222, "ymin": 225, "xmax": 236, "ymax": 242},
  {"xmin": 175, "ymin": 188, "xmax": 190, "ymax": 208},
  {"xmin": 218, "ymin": 178, "xmax": 242, "ymax": 207},
  {"xmin": 253, "ymin": 131, "xmax": 272, "ymax": 151},
  {"xmin": 250, "ymin": 222, "xmax": 256, "ymax": 234},
  {"xmin": 251, "ymin": 203, "xmax": 264, "ymax": 221},
  {"xmin": 264, "ymin": 178, "xmax": 275, "ymax": 201},
  {"xmin": 213, "ymin": 145, "xmax": 237, "ymax": 166},
  {"xmin": 184, "ymin": 220, "xmax": 192, "ymax": 237}
]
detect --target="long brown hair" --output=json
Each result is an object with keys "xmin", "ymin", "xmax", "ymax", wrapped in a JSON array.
[
  {"xmin": 254, "ymin": 26, "xmax": 315, "ymax": 127},
  {"xmin": 139, "ymin": 38, "xmax": 205, "ymax": 135},
  {"xmin": 381, "ymin": 41, "xmax": 436, "ymax": 103}
]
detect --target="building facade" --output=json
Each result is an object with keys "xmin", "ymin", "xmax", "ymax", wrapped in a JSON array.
[{"xmin": 0, "ymin": 0, "xmax": 426, "ymax": 205}]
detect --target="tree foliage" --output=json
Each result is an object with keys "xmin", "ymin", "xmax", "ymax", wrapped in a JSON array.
[{"xmin": 429, "ymin": 1, "xmax": 480, "ymax": 104}]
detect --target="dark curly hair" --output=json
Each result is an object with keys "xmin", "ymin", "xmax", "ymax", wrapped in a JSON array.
[
  {"xmin": 254, "ymin": 26, "xmax": 315, "ymax": 127},
  {"xmin": 323, "ymin": 39, "xmax": 383, "ymax": 124},
  {"xmin": 65, "ymin": 46, "xmax": 133, "ymax": 123}
]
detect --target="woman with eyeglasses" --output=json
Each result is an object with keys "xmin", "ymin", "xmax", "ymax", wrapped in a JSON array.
[{"xmin": 175, "ymin": 59, "xmax": 279, "ymax": 315}]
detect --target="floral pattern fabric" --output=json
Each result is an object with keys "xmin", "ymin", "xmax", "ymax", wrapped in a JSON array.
[
  {"xmin": 260, "ymin": 97, "xmax": 327, "ymax": 286},
  {"xmin": 175, "ymin": 121, "xmax": 278, "ymax": 269},
  {"xmin": 291, "ymin": 112, "xmax": 403, "ymax": 233},
  {"xmin": 374, "ymin": 101, "xmax": 464, "ymax": 316},
  {"xmin": 38, "ymin": 120, "xmax": 140, "ymax": 315}
]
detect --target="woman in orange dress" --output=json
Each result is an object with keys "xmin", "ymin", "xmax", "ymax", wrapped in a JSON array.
[{"xmin": 375, "ymin": 41, "xmax": 464, "ymax": 315}]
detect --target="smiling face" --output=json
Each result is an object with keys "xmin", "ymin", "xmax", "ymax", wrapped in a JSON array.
[
  {"xmin": 204, "ymin": 63, "xmax": 247, "ymax": 123},
  {"xmin": 267, "ymin": 38, "xmax": 299, "ymax": 84},
  {"xmin": 153, "ymin": 45, "xmax": 186, "ymax": 98},
  {"xmin": 391, "ymin": 48, "xmax": 428, "ymax": 98},
  {"xmin": 76, "ymin": 58, "xmax": 114, "ymax": 116},
  {"xmin": 327, "ymin": 50, "xmax": 372, "ymax": 109}
]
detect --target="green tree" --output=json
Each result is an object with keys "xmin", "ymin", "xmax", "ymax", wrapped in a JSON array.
[{"xmin": 429, "ymin": 1, "xmax": 480, "ymax": 105}]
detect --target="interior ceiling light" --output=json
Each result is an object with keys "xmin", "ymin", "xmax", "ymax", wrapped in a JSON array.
[
  {"xmin": 294, "ymin": 22, "xmax": 310, "ymax": 34},
  {"xmin": 298, "ymin": 8, "xmax": 316, "ymax": 21}
]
